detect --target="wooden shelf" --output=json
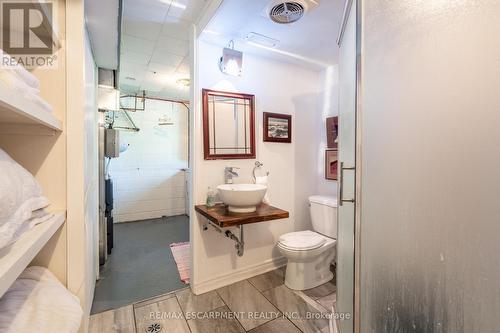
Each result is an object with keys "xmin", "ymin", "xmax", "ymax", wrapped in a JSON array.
[
  {"xmin": 195, "ymin": 203, "xmax": 289, "ymax": 228},
  {"xmin": 0, "ymin": 86, "xmax": 62, "ymax": 132},
  {"xmin": 0, "ymin": 212, "xmax": 65, "ymax": 298}
]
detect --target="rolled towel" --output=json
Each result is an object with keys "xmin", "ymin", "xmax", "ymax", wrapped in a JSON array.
[{"xmin": 255, "ymin": 175, "xmax": 270, "ymax": 204}]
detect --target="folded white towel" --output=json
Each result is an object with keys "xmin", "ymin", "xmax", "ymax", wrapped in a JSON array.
[
  {"xmin": 255, "ymin": 175, "xmax": 270, "ymax": 204},
  {"xmin": 26, "ymin": 92, "xmax": 53, "ymax": 113},
  {"xmin": 12, "ymin": 67, "xmax": 40, "ymax": 90},
  {"xmin": 0, "ymin": 72, "xmax": 53, "ymax": 113},
  {"xmin": 0, "ymin": 71, "xmax": 40, "ymax": 96},
  {"xmin": 0, "ymin": 266, "xmax": 83, "ymax": 333},
  {"xmin": 0, "ymin": 148, "xmax": 43, "ymax": 222},
  {"xmin": 0, "ymin": 197, "xmax": 51, "ymax": 250},
  {"xmin": 0, "ymin": 49, "xmax": 40, "ymax": 89},
  {"xmin": 11, "ymin": 210, "xmax": 54, "ymax": 245}
]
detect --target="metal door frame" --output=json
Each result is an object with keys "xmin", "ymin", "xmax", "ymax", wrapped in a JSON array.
[{"xmin": 337, "ymin": 1, "xmax": 363, "ymax": 332}]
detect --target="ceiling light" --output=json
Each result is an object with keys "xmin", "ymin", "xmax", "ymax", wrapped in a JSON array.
[
  {"xmin": 219, "ymin": 40, "xmax": 243, "ymax": 77},
  {"xmin": 176, "ymin": 78, "xmax": 190, "ymax": 87},
  {"xmin": 170, "ymin": 1, "xmax": 187, "ymax": 10}
]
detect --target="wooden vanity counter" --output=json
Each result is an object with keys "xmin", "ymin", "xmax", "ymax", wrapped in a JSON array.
[{"xmin": 195, "ymin": 203, "xmax": 289, "ymax": 228}]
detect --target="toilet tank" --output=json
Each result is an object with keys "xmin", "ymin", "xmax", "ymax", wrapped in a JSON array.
[{"xmin": 309, "ymin": 195, "xmax": 338, "ymax": 238}]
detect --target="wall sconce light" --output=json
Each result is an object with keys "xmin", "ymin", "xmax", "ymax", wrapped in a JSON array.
[{"xmin": 219, "ymin": 40, "xmax": 243, "ymax": 77}]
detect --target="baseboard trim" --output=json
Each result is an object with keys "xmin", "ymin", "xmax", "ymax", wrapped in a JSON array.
[{"xmin": 191, "ymin": 256, "xmax": 287, "ymax": 295}]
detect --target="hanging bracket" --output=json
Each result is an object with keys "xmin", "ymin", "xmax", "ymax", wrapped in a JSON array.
[{"xmin": 203, "ymin": 221, "xmax": 245, "ymax": 256}]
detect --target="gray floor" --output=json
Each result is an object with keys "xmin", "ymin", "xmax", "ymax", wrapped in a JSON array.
[
  {"xmin": 91, "ymin": 215, "xmax": 190, "ymax": 314},
  {"xmin": 90, "ymin": 267, "xmax": 338, "ymax": 333}
]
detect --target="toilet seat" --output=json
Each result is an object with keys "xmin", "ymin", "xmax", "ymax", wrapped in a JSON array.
[{"xmin": 278, "ymin": 230, "xmax": 326, "ymax": 251}]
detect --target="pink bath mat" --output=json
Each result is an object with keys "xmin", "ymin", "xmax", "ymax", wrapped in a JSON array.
[{"xmin": 170, "ymin": 242, "xmax": 190, "ymax": 284}]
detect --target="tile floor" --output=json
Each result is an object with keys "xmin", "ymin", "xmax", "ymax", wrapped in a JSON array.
[
  {"xmin": 91, "ymin": 216, "xmax": 190, "ymax": 314},
  {"xmin": 89, "ymin": 267, "xmax": 337, "ymax": 333}
]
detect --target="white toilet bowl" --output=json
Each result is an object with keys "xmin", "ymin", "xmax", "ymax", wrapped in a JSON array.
[
  {"xmin": 278, "ymin": 230, "xmax": 336, "ymax": 290},
  {"xmin": 277, "ymin": 195, "xmax": 338, "ymax": 290}
]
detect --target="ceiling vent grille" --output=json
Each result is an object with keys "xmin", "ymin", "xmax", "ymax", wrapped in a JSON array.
[{"xmin": 269, "ymin": 1, "xmax": 305, "ymax": 24}]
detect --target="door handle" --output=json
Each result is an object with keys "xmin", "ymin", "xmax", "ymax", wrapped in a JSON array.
[{"xmin": 339, "ymin": 161, "xmax": 355, "ymax": 206}]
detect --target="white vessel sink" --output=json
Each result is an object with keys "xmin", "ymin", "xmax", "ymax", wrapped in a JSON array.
[{"xmin": 217, "ymin": 184, "xmax": 267, "ymax": 213}]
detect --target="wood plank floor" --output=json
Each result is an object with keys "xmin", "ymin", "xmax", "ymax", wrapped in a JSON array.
[{"xmin": 90, "ymin": 267, "xmax": 339, "ymax": 333}]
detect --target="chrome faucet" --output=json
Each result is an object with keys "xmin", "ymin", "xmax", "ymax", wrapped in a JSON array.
[{"xmin": 224, "ymin": 167, "xmax": 239, "ymax": 184}]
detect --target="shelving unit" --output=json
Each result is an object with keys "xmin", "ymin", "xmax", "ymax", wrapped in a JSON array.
[
  {"xmin": 0, "ymin": 2, "xmax": 97, "ymax": 329},
  {"xmin": 0, "ymin": 86, "xmax": 62, "ymax": 132},
  {"xmin": 0, "ymin": 212, "xmax": 65, "ymax": 298}
]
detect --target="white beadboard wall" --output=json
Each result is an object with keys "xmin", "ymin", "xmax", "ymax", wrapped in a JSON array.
[{"xmin": 109, "ymin": 99, "xmax": 189, "ymax": 222}]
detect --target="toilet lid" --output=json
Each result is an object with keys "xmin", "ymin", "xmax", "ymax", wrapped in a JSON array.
[{"xmin": 278, "ymin": 231, "xmax": 326, "ymax": 251}]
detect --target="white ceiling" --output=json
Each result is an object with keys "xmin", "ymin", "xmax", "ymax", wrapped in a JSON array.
[
  {"xmin": 201, "ymin": 0, "xmax": 344, "ymax": 71},
  {"xmin": 119, "ymin": 0, "xmax": 209, "ymax": 100},
  {"xmin": 85, "ymin": 0, "xmax": 120, "ymax": 69}
]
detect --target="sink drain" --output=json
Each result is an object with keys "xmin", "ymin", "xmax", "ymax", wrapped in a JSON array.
[{"xmin": 146, "ymin": 323, "xmax": 162, "ymax": 333}]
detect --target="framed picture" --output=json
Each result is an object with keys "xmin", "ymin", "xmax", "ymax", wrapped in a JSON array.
[
  {"xmin": 325, "ymin": 150, "xmax": 338, "ymax": 180},
  {"xmin": 326, "ymin": 116, "xmax": 338, "ymax": 149},
  {"xmin": 263, "ymin": 112, "xmax": 292, "ymax": 143}
]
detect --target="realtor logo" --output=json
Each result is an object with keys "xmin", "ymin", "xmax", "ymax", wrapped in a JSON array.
[
  {"xmin": 2, "ymin": 1, "xmax": 53, "ymax": 54},
  {"xmin": 0, "ymin": 1, "xmax": 57, "ymax": 68}
]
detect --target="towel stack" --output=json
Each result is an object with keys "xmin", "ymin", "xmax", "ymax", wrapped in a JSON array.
[
  {"xmin": 0, "ymin": 266, "xmax": 83, "ymax": 333},
  {"xmin": 0, "ymin": 49, "xmax": 53, "ymax": 113},
  {"xmin": 0, "ymin": 149, "xmax": 52, "ymax": 251}
]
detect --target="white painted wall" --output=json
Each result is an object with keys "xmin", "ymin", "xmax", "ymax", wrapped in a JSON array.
[
  {"xmin": 66, "ymin": 0, "xmax": 99, "ymax": 329},
  {"xmin": 316, "ymin": 66, "xmax": 339, "ymax": 197},
  {"xmin": 83, "ymin": 27, "xmax": 99, "ymax": 316},
  {"xmin": 110, "ymin": 99, "xmax": 189, "ymax": 222},
  {"xmin": 191, "ymin": 41, "xmax": 323, "ymax": 293}
]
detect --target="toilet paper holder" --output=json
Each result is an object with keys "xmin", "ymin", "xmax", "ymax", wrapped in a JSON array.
[{"xmin": 253, "ymin": 161, "xmax": 269, "ymax": 182}]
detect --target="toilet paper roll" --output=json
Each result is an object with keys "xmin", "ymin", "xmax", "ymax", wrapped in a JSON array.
[{"xmin": 255, "ymin": 176, "xmax": 270, "ymax": 204}]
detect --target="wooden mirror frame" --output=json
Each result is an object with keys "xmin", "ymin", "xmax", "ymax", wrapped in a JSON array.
[{"xmin": 202, "ymin": 89, "xmax": 256, "ymax": 160}]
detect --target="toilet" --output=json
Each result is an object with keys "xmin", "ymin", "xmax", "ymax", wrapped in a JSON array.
[{"xmin": 278, "ymin": 195, "xmax": 337, "ymax": 290}]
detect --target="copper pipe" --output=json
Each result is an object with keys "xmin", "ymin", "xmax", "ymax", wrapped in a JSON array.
[{"xmin": 120, "ymin": 94, "xmax": 190, "ymax": 105}]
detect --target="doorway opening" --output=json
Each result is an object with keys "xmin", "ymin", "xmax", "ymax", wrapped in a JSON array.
[
  {"xmin": 92, "ymin": 94, "xmax": 190, "ymax": 314},
  {"xmin": 91, "ymin": 0, "xmax": 196, "ymax": 314}
]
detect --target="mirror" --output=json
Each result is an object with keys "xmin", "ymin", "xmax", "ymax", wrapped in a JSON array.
[{"xmin": 202, "ymin": 89, "xmax": 256, "ymax": 160}]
